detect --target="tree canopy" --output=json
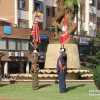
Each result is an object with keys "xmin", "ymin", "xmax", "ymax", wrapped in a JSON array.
[
  {"xmin": 82, "ymin": 30, "xmax": 100, "ymax": 69},
  {"xmin": 64, "ymin": 0, "xmax": 83, "ymax": 9}
]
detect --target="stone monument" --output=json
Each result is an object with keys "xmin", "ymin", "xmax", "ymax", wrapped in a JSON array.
[{"xmin": 44, "ymin": 0, "xmax": 82, "ymax": 69}]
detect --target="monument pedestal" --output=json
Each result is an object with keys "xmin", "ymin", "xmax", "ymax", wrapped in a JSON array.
[
  {"xmin": 45, "ymin": 44, "xmax": 80, "ymax": 69},
  {"xmin": 67, "ymin": 73, "xmax": 78, "ymax": 80}
]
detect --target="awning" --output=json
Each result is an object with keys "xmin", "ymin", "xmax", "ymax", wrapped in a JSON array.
[{"xmin": 40, "ymin": 34, "xmax": 49, "ymax": 40}]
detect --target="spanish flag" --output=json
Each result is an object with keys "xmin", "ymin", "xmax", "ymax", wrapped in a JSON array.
[{"xmin": 31, "ymin": 19, "xmax": 41, "ymax": 48}]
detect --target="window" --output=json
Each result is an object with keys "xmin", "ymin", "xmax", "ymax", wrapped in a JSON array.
[
  {"xmin": 52, "ymin": 7, "xmax": 55, "ymax": 17},
  {"xmin": 91, "ymin": 0, "xmax": 95, "ymax": 6},
  {"xmin": 78, "ymin": 45, "xmax": 90, "ymax": 55},
  {"xmin": 89, "ymin": 13, "xmax": 96, "ymax": 23},
  {"xmin": 46, "ymin": 8, "xmax": 50, "ymax": 16},
  {"xmin": 97, "ymin": 2, "xmax": 100, "ymax": 10},
  {"xmin": 38, "ymin": 40, "xmax": 49, "ymax": 52},
  {"xmin": 21, "ymin": 40, "xmax": 29, "ymax": 50},
  {"xmin": 34, "ymin": 1, "xmax": 43, "ymax": 12},
  {"xmin": 97, "ymin": 18, "xmax": 100, "ymax": 25},
  {"xmin": 19, "ymin": 0, "xmax": 26, "ymax": 10},
  {"xmin": 8, "ymin": 39, "xmax": 16, "ymax": 50},
  {"xmin": 16, "ymin": 40, "xmax": 21, "ymax": 50},
  {"xmin": 0, "ymin": 39, "xmax": 6, "ymax": 50},
  {"xmin": 19, "ymin": 22, "xmax": 26, "ymax": 28}
]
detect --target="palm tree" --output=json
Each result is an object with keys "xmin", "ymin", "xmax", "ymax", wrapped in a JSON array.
[
  {"xmin": 64, "ymin": 0, "xmax": 83, "ymax": 9},
  {"xmin": 53, "ymin": 0, "xmax": 83, "ymax": 37}
]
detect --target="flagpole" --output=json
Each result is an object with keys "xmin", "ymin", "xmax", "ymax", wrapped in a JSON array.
[
  {"xmin": 30, "ymin": 11, "xmax": 41, "ymax": 51},
  {"xmin": 61, "ymin": 44, "xmax": 64, "ymax": 48}
]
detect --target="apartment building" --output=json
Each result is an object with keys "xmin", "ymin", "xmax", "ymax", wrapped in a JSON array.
[
  {"xmin": 77, "ymin": 0, "xmax": 100, "ymax": 54},
  {"xmin": 0, "ymin": 0, "xmax": 56, "ymax": 75},
  {"xmin": 0, "ymin": 0, "xmax": 56, "ymax": 29},
  {"xmin": 1, "ymin": 0, "xmax": 100, "ymax": 75}
]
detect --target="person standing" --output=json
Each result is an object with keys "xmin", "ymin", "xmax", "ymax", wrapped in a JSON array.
[
  {"xmin": 57, "ymin": 48, "xmax": 67, "ymax": 93},
  {"xmin": 30, "ymin": 49, "xmax": 40, "ymax": 90}
]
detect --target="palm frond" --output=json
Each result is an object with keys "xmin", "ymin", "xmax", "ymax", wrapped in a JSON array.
[{"xmin": 64, "ymin": 0, "xmax": 83, "ymax": 9}]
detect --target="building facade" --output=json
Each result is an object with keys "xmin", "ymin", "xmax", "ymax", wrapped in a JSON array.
[
  {"xmin": 0, "ymin": 0, "xmax": 56, "ymax": 30},
  {"xmin": 1, "ymin": 0, "xmax": 100, "ymax": 75},
  {"xmin": 77, "ymin": 0, "xmax": 100, "ymax": 54},
  {"xmin": 0, "ymin": 0, "xmax": 56, "ymax": 75},
  {"xmin": 0, "ymin": 26, "xmax": 31, "ymax": 75}
]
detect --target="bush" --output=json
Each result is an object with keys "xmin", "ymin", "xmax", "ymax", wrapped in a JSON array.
[{"xmin": 93, "ymin": 66, "xmax": 100, "ymax": 90}]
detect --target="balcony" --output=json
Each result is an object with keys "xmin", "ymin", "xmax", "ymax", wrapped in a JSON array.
[{"xmin": 78, "ymin": 31, "xmax": 88, "ymax": 36}]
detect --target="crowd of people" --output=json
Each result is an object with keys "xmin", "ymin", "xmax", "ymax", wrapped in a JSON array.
[{"xmin": 1, "ymin": 74, "xmax": 16, "ymax": 80}]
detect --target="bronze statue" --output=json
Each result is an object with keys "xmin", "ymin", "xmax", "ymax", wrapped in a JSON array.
[
  {"xmin": 53, "ymin": 0, "xmax": 78, "ymax": 39},
  {"xmin": 53, "ymin": 0, "xmax": 65, "ymax": 37}
]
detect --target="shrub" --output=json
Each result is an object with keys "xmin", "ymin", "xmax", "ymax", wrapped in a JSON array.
[{"xmin": 93, "ymin": 66, "xmax": 100, "ymax": 90}]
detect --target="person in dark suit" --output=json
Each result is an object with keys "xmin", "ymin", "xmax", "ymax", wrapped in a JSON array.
[{"xmin": 57, "ymin": 48, "xmax": 67, "ymax": 93}]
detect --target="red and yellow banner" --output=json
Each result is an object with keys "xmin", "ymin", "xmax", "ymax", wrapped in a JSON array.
[{"xmin": 35, "ymin": 10, "xmax": 41, "ymax": 18}]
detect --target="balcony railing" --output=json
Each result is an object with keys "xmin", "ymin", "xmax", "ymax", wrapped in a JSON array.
[{"xmin": 77, "ymin": 31, "xmax": 89, "ymax": 36}]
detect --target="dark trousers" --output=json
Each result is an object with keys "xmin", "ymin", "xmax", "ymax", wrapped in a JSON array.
[
  {"xmin": 58, "ymin": 71, "xmax": 66, "ymax": 93},
  {"xmin": 31, "ymin": 71, "xmax": 38, "ymax": 89}
]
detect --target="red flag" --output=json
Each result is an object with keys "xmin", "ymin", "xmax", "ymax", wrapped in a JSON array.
[
  {"xmin": 31, "ymin": 21, "xmax": 40, "ymax": 48},
  {"xmin": 34, "ymin": 21, "xmax": 41, "ymax": 45},
  {"xmin": 60, "ymin": 16, "xmax": 70, "ymax": 44}
]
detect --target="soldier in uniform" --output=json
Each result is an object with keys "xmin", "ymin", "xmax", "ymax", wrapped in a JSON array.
[
  {"xmin": 30, "ymin": 49, "xmax": 40, "ymax": 90},
  {"xmin": 57, "ymin": 48, "xmax": 67, "ymax": 93},
  {"xmin": 0, "ymin": 51, "xmax": 5, "ymax": 84}
]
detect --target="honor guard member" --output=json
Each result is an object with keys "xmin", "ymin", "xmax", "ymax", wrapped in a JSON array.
[
  {"xmin": 0, "ymin": 51, "xmax": 5, "ymax": 84},
  {"xmin": 57, "ymin": 48, "xmax": 67, "ymax": 93},
  {"xmin": 31, "ymin": 49, "xmax": 40, "ymax": 90}
]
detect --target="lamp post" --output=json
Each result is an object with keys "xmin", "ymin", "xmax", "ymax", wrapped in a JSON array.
[
  {"xmin": 0, "ymin": 51, "xmax": 5, "ymax": 84},
  {"xmin": 89, "ymin": 0, "xmax": 93, "ymax": 4},
  {"xmin": 89, "ymin": 21, "xmax": 94, "ymax": 27}
]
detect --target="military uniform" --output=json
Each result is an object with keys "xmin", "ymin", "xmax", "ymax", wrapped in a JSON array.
[
  {"xmin": 0, "ymin": 52, "xmax": 5, "ymax": 84},
  {"xmin": 31, "ymin": 50, "xmax": 39, "ymax": 90}
]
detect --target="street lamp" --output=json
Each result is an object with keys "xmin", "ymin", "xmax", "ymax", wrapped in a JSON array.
[
  {"xmin": 89, "ymin": 22, "xmax": 94, "ymax": 26},
  {"xmin": 89, "ymin": 0, "xmax": 93, "ymax": 4}
]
